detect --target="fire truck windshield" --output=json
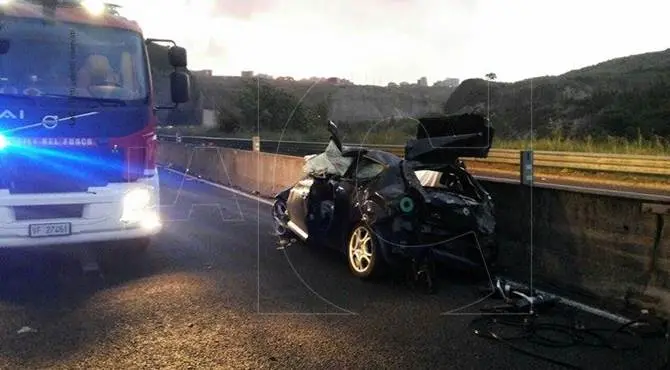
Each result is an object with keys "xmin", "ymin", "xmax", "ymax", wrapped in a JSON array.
[{"xmin": 0, "ymin": 16, "xmax": 149, "ymax": 103}]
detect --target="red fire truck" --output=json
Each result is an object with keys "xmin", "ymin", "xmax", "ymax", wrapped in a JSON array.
[{"xmin": 0, "ymin": 0, "xmax": 190, "ymax": 253}]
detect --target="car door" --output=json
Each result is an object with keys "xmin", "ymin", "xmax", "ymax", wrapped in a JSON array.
[
  {"xmin": 285, "ymin": 176, "xmax": 314, "ymax": 240},
  {"xmin": 329, "ymin": 156, "xmax": 387, "ymax": 250}
]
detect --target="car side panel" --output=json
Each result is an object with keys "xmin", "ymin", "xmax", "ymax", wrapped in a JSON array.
[{"xmin": 286, "ymin": 177, "xmax": 313, "ymax": 238}]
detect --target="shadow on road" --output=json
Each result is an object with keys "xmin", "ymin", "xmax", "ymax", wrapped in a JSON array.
[
  {"xmin": 0, "ymin": 235, "xmax": 209, "ymax": 367},
  {"xmin": 0, "ymin": 245, "xmax": 155, "ymax": 308}
]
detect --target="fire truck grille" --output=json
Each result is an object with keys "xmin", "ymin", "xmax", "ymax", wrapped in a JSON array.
[
  {"xmin": 13, "ymin": 204, "xmax": 84, "ymax": 221},
  {"xmin": 0, "ymin": 148, "xmax": 143, "ymax": 194}
]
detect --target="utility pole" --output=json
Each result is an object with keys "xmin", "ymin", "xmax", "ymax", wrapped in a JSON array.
[{"xmin": 485, "ymin": 72, "xmax": 497, "ymax": 121}]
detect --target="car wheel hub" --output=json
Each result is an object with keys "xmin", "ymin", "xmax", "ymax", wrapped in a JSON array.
[
  {"xmin": 272, "ymin": 201, "xmax": 288, "ymax": 235},
  {"xmin": 349, "ymin": 226, "xmax": 373, "ymax": 273}
]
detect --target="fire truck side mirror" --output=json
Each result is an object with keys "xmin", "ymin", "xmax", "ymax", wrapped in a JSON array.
[
  {"xmin": 170, "ymin": 71, "xmax": 190, "ymax": 103},
  {"xmin": 168, "ymin": 46, "xmax": 187, "ymax": 68}
]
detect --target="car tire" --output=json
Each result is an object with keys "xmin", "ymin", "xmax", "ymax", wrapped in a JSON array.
[
  {"xmin": 347, "ymin": 222, "xmax": 384, "ymax": 279},
  {"xmin": 272, "ymin": 198, "xmax": 292, "ymax": 238}
]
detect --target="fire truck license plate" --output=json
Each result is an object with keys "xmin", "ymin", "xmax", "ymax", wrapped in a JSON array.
[{"xmin": 29, "ymin": 223, "xmax": 72, "ymax": 237}]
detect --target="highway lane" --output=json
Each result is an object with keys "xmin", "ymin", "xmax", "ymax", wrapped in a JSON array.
[{"xmin": 0, "ymin": 169, "xmax": 666, "ymax": 369}]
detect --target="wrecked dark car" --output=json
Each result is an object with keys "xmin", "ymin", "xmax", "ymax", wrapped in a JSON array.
[{"xmin": 271, "ymin": 113, "xmax": 498, "ymax": 282}]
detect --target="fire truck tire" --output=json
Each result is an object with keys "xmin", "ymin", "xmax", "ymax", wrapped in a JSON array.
[{"xmin": 123, "ymin": 237, "xmax": 151, "ymax": 255}]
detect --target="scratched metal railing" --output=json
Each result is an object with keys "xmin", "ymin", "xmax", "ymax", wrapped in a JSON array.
[{"xmin": 157, "ymin": 135, "xmax": 670, "ymax": 177}]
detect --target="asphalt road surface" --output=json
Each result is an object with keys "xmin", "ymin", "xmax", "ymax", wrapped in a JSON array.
[{"xmin": 0, "ymin": 169, "xmax": 667, "ymax": 370}]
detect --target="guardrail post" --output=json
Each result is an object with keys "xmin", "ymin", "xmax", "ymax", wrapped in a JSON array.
[
  {"xmin": 520, "ymin": 150, "xmax": 534, "ymax": 185},
  {"xmin": 252, "ymin": 136, "xmax": 260, "ymax": 152}
]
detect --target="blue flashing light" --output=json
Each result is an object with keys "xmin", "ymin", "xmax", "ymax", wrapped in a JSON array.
[{"xmin": 0, "ymin": 134, "xmax": 7, "ymax": 150}]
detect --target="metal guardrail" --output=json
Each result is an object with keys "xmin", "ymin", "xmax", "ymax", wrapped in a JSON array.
[{"xmin": 157, "ymin": 135, "xmax": 670, "ymax": 177}]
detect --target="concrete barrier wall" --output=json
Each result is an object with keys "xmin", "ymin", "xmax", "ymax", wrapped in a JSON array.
[
  {"xmin": 158, "ymin": 142, "xmax": 670, "ymax": 316},
  {"xmin": 159, "ymin": 142, "xmax": 304, "ymax": 196}
]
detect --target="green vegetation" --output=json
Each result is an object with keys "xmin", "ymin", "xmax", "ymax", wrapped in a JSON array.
[
  {"xmin": 213, "ymin": 79, "xmax": 324, "ymax": 134},
  {"xmin": 494, "ymin": 134, "xmax": 668, "ymax": 156}
]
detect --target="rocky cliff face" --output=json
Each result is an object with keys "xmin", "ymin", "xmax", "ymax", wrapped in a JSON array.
[
  {"xmin": 197, "ymin": 76, "xmax": 456, "ymax": 124},
  {"xmin": 443, "ymin": 48, "xmax": 670, "ymax": 139},
  {"xmin": 148, "ymin": 43, "xmax": 455, "ymax": 126},
  {"xmin": 328, "ymin": 85, "xmax": 453, "ymax": 122}
]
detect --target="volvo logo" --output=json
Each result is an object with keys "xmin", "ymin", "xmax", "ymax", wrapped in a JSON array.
[{"xmin": 41, "ymin": 115, "xmax": 59, "ymax": 129}]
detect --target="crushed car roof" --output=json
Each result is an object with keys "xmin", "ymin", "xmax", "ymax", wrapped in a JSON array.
[{"xmin": 341, "ymin": 146, "xmax": 402, "ymax": 165}]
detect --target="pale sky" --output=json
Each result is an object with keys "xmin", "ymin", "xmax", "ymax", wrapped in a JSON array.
[{"xmin": 114, "ymin": 0, "xmax": 669, "ymax": 85}]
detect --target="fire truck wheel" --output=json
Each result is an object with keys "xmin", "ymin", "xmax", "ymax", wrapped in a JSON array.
[{"xmin": 123, "ymin": 237, "xmax": 151, "ymax": 255}]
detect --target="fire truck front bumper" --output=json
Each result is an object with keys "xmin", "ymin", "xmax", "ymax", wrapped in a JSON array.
[{"xmin": 0, "ymin": 177, "xmax": 162, "ymax": 248}]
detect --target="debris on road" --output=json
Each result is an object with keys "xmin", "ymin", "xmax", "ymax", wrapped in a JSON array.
[
  {"xmin": 17, "ymin": 326, "xmax": 37, "ymax": 334},
  {"xmin": 471, "ymin": 277, "xmax": 670, "ymax": 369}
]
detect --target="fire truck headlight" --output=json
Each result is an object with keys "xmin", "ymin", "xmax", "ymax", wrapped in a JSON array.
[
  {"xmin": 82, "ymin": 0, "xmax": 105, "ymax": 15},
  {"xmin": 121, "ymin": 187, "xmax": 154, "ymax": 223},
  {"xmin": 0, "ymin": 134, "xmax": 8, "ymax": 150}
]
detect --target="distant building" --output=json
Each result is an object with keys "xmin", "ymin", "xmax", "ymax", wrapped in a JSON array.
[
  {"xmin": 256, "ymin": 74, "xmax": 273, "ymax": 79},
  {"xmin": 417, "ymin": 77, "xmax": 428, "ymax": 86},
  {"xmin": 433, "ymin": 78, "xmax": 460, "ymax": 87},
  {"xmin": 192, "ymin": 69, "xmax": 213, "ymax": 77},
  {"xmin": 324, "ymin": 77, "xmax": 354, "ymax": 85},
  {"xmin": 241, "ymin": 70, "xmax": 254, "ymax": 78}
]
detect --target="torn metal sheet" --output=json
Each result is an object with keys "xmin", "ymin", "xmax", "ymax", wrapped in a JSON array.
[{"xmin": 303, "ymin": 140, "xmax": 353, "ymax": 178}]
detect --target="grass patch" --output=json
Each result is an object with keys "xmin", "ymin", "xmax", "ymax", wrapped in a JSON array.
[
  {"xmin": 467, "ymin": 161, "xmax": 670, "ymax": 189},
  {"xmin": 494, "ymin": 135, "xmax": 669, "ymax": 156}
]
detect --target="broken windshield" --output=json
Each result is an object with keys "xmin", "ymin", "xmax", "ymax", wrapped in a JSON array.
[{"xmin": 303, "ymin": 139, "xmax": 353, "ymax": 178}]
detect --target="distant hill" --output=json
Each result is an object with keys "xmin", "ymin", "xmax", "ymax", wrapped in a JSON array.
[
  {"xmin": 196, "ymin": 76, "xmax": 456, "ymax": 124},
  {"xmin": 146, "ymin": 43, "xmax": 455, "ymax": 128},
  {"xmin": 444, "ymin": 49, "xmax": 670, "ymax": 140}
]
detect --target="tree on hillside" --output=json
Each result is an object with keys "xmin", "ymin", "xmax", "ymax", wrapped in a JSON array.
[
  {"xmin": 485, "ymin": 72, "xmax": 497, "ymax": 121},
  {"xmin": 235, "ymin": 79, "xmax": 317, "ymax": 132},
  {"xmin": 315, "ymin": 100, "xmax": 330, "ymax": 121},
  {"xmin": 215, "ymin": 96, "xmax": 243, "ymax": 133}
]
